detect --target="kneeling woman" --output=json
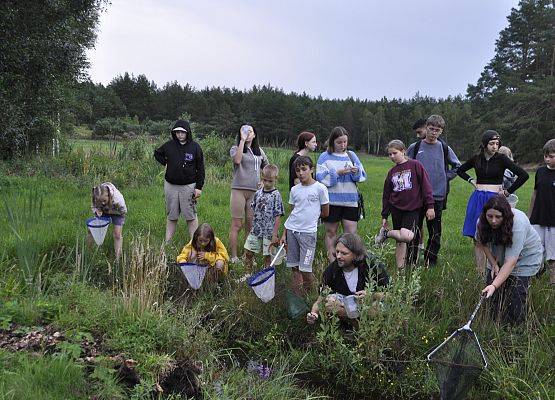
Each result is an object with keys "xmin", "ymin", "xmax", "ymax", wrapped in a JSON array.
[
  {"xmin": 306, "ymin": 233, "xmax": 389, "ymax": 325},
  {"xmin": 477, "ymin": 196, "xmax": 542, "ymax": 325}
]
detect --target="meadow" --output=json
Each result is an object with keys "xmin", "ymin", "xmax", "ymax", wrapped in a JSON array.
[{"xmin": 0, "ymin": 136, "xmax": 552, "ymax": 399}]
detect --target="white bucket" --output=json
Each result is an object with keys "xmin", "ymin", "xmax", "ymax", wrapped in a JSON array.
[
  {"xmin": 179, "ymin": 262, "xmax": 208, "ymax": 290},
  {"xmin": 247, "ymin": 267, "xmax": 276, "ymax": 303},
  {"xmin": 507, "ymin": 193, "xmax": 518, "ymax": 208},
  {"xmin": 86, "ymin": 217, "xmax": 111, "ymax": 246}
]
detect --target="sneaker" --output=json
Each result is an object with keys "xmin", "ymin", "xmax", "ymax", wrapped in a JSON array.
[{"xmin": 374, "ymin": 227, "xmax": 389, "ymax": 245}]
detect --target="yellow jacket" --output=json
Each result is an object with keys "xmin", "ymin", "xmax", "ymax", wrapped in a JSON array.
[{"xmin": 176, "ymin": 237, "xmax": 229, "ymax": 274}]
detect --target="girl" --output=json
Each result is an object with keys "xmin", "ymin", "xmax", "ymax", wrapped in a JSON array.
[
  {"xmin": 90, "ymin": 182, "xmax": 127, "ymax": 260},
  {"xmin": 457, "ymin": 130, "xmax": 529, "ymax": 274},
  {"xmin": 229, "ymin": 125, "xmax": 269, "ymax": 263},
  {"xmin": 478, "ymin": 196, "xmax": 542, "ymax": 325},
  {"xmin": 316, "ymin": 126, "xmax": 366, "ymax": 262},
  {"xmin": 288, "ymin": 131, "xmax": 317, "ymax": 189},
  {"xmin": 376, "ymin": 140, "xmax": 435, "ymax": 269},
  {"xmin": 177, "ymin": 223, "xmax": 230, "ymax": 280}
]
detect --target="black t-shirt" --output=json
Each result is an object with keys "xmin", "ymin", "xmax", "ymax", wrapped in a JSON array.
[
  {"xmin": 288, "ymin": 153, "xmax": 300, "ymax": 189},
  {"xmin": 530, "ymin": 166, "xmax": 555, "ymax": 226},
  {"xmin": 321, "ymin": 257, "xmax": 389, "ymax": 296}
]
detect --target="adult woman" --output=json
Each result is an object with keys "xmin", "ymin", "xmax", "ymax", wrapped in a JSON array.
[
  {"xmin": 457, "ymin": 130, "xmax": 529, "ymax": 273},
  {"xmin": 229, "ymin": 125, "xmax": 268, "ymax": 263},
  {"xmin": 477, "ymin": 196, "xmax": 542, "ymax": 325},
  {"xmin": 289, "ymin": 131, "xmax": 317, "ymax": 189},
  {"xmin": 316, "ymin": 126, "xmax": 366, "ymax": 261}
]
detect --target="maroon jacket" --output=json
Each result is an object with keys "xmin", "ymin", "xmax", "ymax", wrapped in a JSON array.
[{"xmin": 382, "ymin": 158, "xmax": 434, "ymax": 218}]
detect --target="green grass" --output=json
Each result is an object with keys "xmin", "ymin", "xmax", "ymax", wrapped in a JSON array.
[{"xmin": 0, "ymin": 140, "xmax": 552, "ymax": 399}]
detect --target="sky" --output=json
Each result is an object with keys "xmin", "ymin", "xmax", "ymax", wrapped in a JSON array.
[{"xmin": 87, "ymin": 0, "xmax": 520, "ymax": 101}]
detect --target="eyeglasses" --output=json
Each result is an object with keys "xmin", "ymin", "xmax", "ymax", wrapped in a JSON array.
[{"xmin": 427, "ymin": 126, "xmax": 442, "ymax": 133}]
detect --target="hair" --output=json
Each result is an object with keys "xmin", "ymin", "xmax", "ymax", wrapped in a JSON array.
[
  {"xmin": 476, "ymin": 196, "xmax": 514, "ymax": 247},
  {"xmin": 386, "ymin": 139, "xmax": 406, "ymax": 152},
  {"xmin": 335, "ymin": 233, "xmax": 367, "ymax": 261},
  {"xmin": 236, "ymin": 125, "xmax": 262, "ymax": 156},
  {"xmin": 262, "ymin": 164, "xmax": 279, "ymax": 178},
  {"xmin": 192, "ymin": 223, "xmax": 217, "ymax": 252},
  {"xmin": 92, "ymin": 183, "xmax": 111, "ymax": 211},
  {"xmin": 426, "ymin": 115, "xmax": 445, "ymax": 129},
  {"xmin": 543, "ymin": 138, "xmax": 555, "ymax": 155},
  {"xmin": 296, "ymin": 131, "xmax": 316, "ymax": 151},
  {"xmin": 293, "ymin": 155, "xmax": 313, "ymax": 170},
  {"xmin": 412, "ymin": 118, "xmax": 427, "ymax": 130},
  {"xmin": 326, "ymin": 126, "xmax": 349, "ymax": 154},
  {"xmin": 498, "ymin": 146, "xmax": 513, "ymax": 160}
]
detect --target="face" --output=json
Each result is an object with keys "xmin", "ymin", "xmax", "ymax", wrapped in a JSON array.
[
  {"xmin": 388, "ymin": 147, "xmax": 405, "ymax": 164},
  {"xmin": 485, "ymin": 140, "xmax": 500, "ymax": 155},
  {"xmin": 175, "ymin": 130, "xmax": 187, "ymax": 143},
  {"xmin": 333, "ymin": 135, "xmax": 348, "ymax": 153},
  {"xmin": 544, "ymin": 152, "xmax": 555, "ymax": 169},
  {"xmin": 261, "ymin": 173, "xmax": 276, "ymax": 190},
  {"xmin": 242, "ymin": 126, "xmax": 255, "ymax": 142},
  {"xmin": 295, "ymin": 164, "xmax": 313, "ymax": 183},
  {"xmin": 485, "ymin": 209, "xmax": 504, "ymax": 229},
  {"xmin": 425, "ymin": 125, "xmax": 443, "ymax": 142},
  {"xmin": 305, "ymin": 136, "xmax": 317, "ymax": 151},
  {"xmin": 335, "ymin": 242, "xmax": 355, "ymax": 268},
  {"xmin": 415, "ymin": 127, "xmax": 427, "ymax": 139},
  {"xmin": 197, "ymin": 236, "xmax": 211, "ymax": 249}
]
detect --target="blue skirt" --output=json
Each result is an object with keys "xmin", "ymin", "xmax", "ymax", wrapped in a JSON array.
[{"xmin": 463, "ymin": 190, "xmax": 499, "ymax": 237}]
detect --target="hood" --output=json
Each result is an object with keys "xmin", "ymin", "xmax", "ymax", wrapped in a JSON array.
[{"xmin": 171, "ymin": 119, "xmax": 192, "ymax": 143}]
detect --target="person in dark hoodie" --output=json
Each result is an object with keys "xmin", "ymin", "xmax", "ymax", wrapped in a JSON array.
[{"xmin": 154, "ymin": 120, "xmax": 205, "ymax": 241}]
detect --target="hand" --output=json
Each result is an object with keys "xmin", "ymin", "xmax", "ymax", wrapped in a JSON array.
[
  {"xmin": 189, "ymin": 250, "xmax": 197, "ymax": 262},
  {"xmin": 194, "ymin": 189, "xmax": 202, "ymax": 199},
  {"xmin": 306, "ymin": 312, "xmax": 318, "ymax": 324},
  {"xmin": 271, "ymin": 235, "xmax": 279, "ymax": 247},
  {"xmin": 198, "ymin": 251, "xmax": 206, "ymax": 260},
  {"xmin": 355, "ymin": 290, "xmax": 366, "ymax": 299},
  {"xmin": 482, "ymin": 284, "xmax": 496, "ymax": 298},
  {"xmin": 426, "ymin": 208, "xmax": 435, "ymax": 221},
  {"xmin": 381, "ymin": 219, "xmax": 389, "ymax": 228},
  {"xmin": 279, "ymin": 233, "xmax": 287, "ymax": 246},
  {"xmin": 499, "ymin": 188, "xmax": 509, "ymax": 197},
  {"xmin": 350, "ymin": 166, "xmax": 359, "ymax": 174},
  {"xmin": 337, "ymin": 168, "xmax": 350, "ymax": 176},
  {"xmin": 470, "ymin": 179, "xmax": 477, "ymax": 188},
  {"xmin": 95, "ymin": 210, "xmax": 103, "ymax": 217}
]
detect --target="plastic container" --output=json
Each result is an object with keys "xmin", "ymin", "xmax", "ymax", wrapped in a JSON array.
[
  {"xmin": 343, "ymin": 295, "xmax": 359, "ymax": 318},
  {"xmin": 86, "ymin": 216, "xmax": 111, "ymax": 246},
  {"xmin": 506, "ymin": 193, "xmax": 518, "ymax": 208}
]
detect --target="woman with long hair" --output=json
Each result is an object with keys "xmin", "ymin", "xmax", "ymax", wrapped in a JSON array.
[
  {"xmin": 477, "ymin": 196, "xmax": 542, "ymax": 325},
  {"xmin": 229, "ymin": 125, "xmax": 268, "ymax": 263},
  {"xmin": 289, "ymin": 131, "xmax": 317, "ymax": 189},
  {"xmin": 316, "ymin": 126, "xmax": 366, "ymax": 261},
  {"xmin": 457, "ymin": 130, "xmax": 528, "ymax": 274}
]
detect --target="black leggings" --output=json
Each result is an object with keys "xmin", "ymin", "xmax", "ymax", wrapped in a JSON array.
[{"xmin": 486, "ymin": 273, "xmax": 531, "ymax": 325}]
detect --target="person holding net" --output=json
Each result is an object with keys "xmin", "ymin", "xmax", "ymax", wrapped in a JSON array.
[{"xmin": 476, "ymin": 196, "xmax": 543, "ymax": 325}]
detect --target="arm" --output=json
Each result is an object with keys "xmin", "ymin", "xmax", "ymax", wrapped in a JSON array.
[
  {"xmin": 203, "ymin": 239, "xmax": 230, "ymax": 266},
  {"xmin": 315, "ymin": 154, "xmax": 339, "ymax": 187},
  {"xmin": 231, "ymin": 142, "xmax": 245, "ymax": 165},
  {"xmin": 320, "ymin": 203, "xmax": 330, "ymax": 219},
  {"xmin": 195, "ymin": 145, "xmax": 205, "ymax": 191},
  {"xmin": 504, "ymin": 157, "xmax": 529, "ymax": 194},
  {"xmin": 527, "ymin": 190, "xmax": 537, "ymax": 218},
  {"xmin": 307, "ymin": 295, "xmax": 323, "ymax": 324},
  {"xmin": 406, "ymin": 143, "xmax": 415, "ymax": 160},
  {"xmin": 482, "ymin": 256, "xmax": 518, "ymax": 297},
  {"xmin": 153, "ymin": 144, "xmax": 167, "ymax": 166},
  {"xmin": 176, "ymin": 242, "xmax": 194, "ymax": 264},
  {"xmin": 446, "ymin": 147, "xmax": 462, "ymax": 181},
  {"xmin": 260, "ymin": 148, "xmax": 268, "ymax": 170},
  {"xmin": 348, "ymin": 151, "xmax": 367, "ymax": 183},
  {"xmin": 419, "ymin": 164, "xmax": 436, "ymax": 220},
  {"xmin": 272, "ymin": 215, "xmax": 281, "ymax": 245},
  {"xmin": 456, "ymin": 157, "xmax": 476, "ymax": 184}
]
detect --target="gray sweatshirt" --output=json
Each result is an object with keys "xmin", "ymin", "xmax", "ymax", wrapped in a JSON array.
[
  {"xmin": 407, "ymin": 140, "xmax": 461, "ymax": 200},
  {"xmin": 230, "ymin": 145, "xmax": 268, "ymax": 190}
]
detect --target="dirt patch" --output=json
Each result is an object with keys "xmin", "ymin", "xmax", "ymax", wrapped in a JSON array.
[{"xmin": 157, "ymin": 359, "xmax": 203, "ymax": 398}]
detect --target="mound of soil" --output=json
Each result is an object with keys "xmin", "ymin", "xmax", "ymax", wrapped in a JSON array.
[{"xmin": 157, "ymin": 359, "xmax": 203, "ymax": 398}]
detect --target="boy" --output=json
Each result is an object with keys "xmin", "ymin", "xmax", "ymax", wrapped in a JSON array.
[
  {"xmin": 528, "ymin": 138, "xmax": 555, "ymax": 284},
  {"xmin": 244, "ymin": 164, "xmax": 284, "ymax": 270},
  {"xmin": 281, "ymin": 156, "xmax": 329, "ymax": 296},
  {"xmin": 406, "ymin": 115, "xmax": 461, "ymax": 266},
  {"xmin": 412, "ymin": 118, "xmax": 427, "ymax": 140}
]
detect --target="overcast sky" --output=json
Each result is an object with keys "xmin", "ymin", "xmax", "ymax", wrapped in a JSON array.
[{"xmin": 87, "ymin": 0, "xmax": 519, "ymax": 100}]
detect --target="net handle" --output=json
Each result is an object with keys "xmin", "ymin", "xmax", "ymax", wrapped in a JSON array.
[
  {"xmin": 463, "ymin": 294, "xmax": 486, "ymax": 330},
  {"xmin": 269, "ymin": 243, "xmax": 285, "ymax": 267}
]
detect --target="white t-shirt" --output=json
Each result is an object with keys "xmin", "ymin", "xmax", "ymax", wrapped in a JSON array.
[
  {"xmin": 343, "ymin": 268, "xmax": 358, "ymax": 293},
  {"xmin": 284, "ymin": 181, "xmax": 329, "ymax": 233}
]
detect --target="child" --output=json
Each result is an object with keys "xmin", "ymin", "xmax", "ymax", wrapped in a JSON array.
[
  {"xmin": 376, "ymin": 140, "xmax": 435, "ymax": 269},
  {"xmin": 177, "ymin": 223, "xmax": 230, "ymax": 281},
  {"xmin": 528, "ymin": 139, "xmax": 555, "ymax": 285},
  {"xmin": 498, "ymin": 146, "xmax": 517, "ymax": 191},
  {"xmin": 281, "ymin": 156, "xmax": 329, "ymax": 296},
  {"xmin": 90, "ymin": 182, "xmax": 127, "ymax": 259},
  {"xmin": 244, "ymin": 164, "xmax": 285, "ymax": 270}
]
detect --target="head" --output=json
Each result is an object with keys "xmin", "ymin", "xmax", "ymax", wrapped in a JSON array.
[
  {"xmin": 236, "ymin": 124, "xmax": 261, "ymax": 155},
  {"xmin": 412, "ymin": 118, "xmax": 427, "ymax": 139},
  {"xmin": 425, "ymin": 115, "xmax": 445, "ymax": 143},
  {"xmin": 481, "ymin": 130, "xmax": 501, "ymax": 156},
  {"xmin": 326, "ymin": 126, "xmax": 349, "ymax": 154},
  {"xmin": 498, "ymin": 146, "xmax": 513, "ymax": 160},
  {"xmin": 192, "ymin": 223, "xmax": 216, "ymax": 252},
  {"xmin": 476, "ymin": 196, "xmax": 514, "ymax": 247},
  {"xmin": 387, "ymin": 140, "xmax": 406, "ymax": 164},
  {"xmin": 296, "ymin": 131, "xmax": 317, "ymax": 152},
  {"xmin": 171, "ymin": 120, "xmax": 192, "ymax": 144},
  {"xmin": 261, "ymin": 164, "xmax": 279, "ymax": 190},
  {"xmin": 334, "ymin": 233, "xmax": 366, "ymax": 268},
  {"xmin": 543, "ymin": 138, "xmax": 555, "ymax": 169},
  {"xmin": 92, "ymin": 184, "xmax": 112, "ymax": 213},
  {"xmin": 293, "ymin": 155, "xmax": 314, "ymax": 184}
]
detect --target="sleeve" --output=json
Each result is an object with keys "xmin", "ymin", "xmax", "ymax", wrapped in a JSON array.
[
  {"xmin": 503, "ymin": 156, "xmax": 529, "ymax": 193},
  {"xmin": 503, "ymin": 215, "xmax": 527, "ymax": 261},
  {"xmin": 348, "ymin": 151, "xmax": 367, "ymax": 183},
  {"xmin": 196, "ymin": 144, "xmax": 205, "ymax": 190},
  {"xmin": 289, "ymin": 155, "xmax": 297, "ymax": 186},
  {"xmin": 288, "ymin": 187, "xmax": 296, "ymax": 205},
  {"xmin": 319, "ymin": 183, "xmax": 330, "ymax": 205},
  {"xmin": 230, "ymin": 145, "xmax": 238, "ymax": 158},
  {"xmin": 315, "ymin": 153, "xmax": 338, "ymax": 187},
  {"xmin": 274, "ymin": 192, "xmax": 285, "ymax": 216},
  {"xmin": 153, "ymin": 143, "xmax": 167, "ymax": 165},
  {"xmin": 320, "ymin": 265, "xmax": 332, "ymax": 292},
  {"xmin": 381, "ymin": 172, "xmax": 392, "ymax": 219},
  {"xmin": 176, "ymin": 242, "xmax": 193, "ymax": 263},
  {"xmin": 406, "ymin": 143, "xmax": 416, "ymax": 159},
  {"xmin": 202, "ymin": 238, "xmax": 230, "ymax": 266},
  {"xmin": 533, "ymin": 169, "xmax": 539, "ymax": 190},
  {"xmin": 418, "ymin": 163, "xmax": 435, "ymax": 208},
  {"xmin": 446, "ymin": 147, "xmax": 462, "ymax": 180},
  {"xmin": 260, "ymin": 148, "xmax": 268, "ymax": 169},
  {"xmin": 110, "ymin": 185, "xmax": 127, "ymax": 215},
  {"xmin": 457, "ymin": 156, "xmax": 476, "ymax": 182}
]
